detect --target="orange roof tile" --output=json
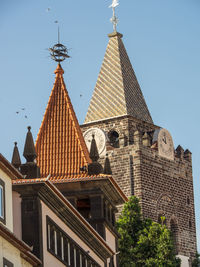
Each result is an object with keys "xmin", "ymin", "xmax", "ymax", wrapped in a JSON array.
[
  {"xmin": 12, "ymin": 175, "xmax": 102, "ymax": 185},
  {"xmin": 12, "ymin": 174, "xmax": 128, "ymax": 202},
  {"xmin": 35, "ymin": 64, "xmax": 91, "ymax": 178},
  {"xmin": 49, "ymin": 173, "xmax": 108, "ymax": 183}
]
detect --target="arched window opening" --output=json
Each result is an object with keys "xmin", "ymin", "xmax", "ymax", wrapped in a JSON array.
[{"xmin": 108, "ymin": 130, "xmax": 119, "ymax": 148}]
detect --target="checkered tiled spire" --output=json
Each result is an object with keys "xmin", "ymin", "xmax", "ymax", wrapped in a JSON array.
[{"xmin": 84, "ymin": 32, "xmax": 153, "ymax": 124}]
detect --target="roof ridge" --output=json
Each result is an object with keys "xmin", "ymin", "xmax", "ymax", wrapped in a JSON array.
[
  {"xmin": 35, "ymin": 73, "xmax": 60, "ymax": 144},
  {"xmin": 117, "ymin": 36, "xmax": 153, "ymax": 123}
]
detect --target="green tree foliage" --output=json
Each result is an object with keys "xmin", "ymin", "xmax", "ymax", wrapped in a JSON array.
[
  {"xmin": 117, "ymin": 196, "xmax": 181, "ymax": 267},
  {"xmin": 192, "ymin": 252, "xmax": 200, "ymax": 267}
]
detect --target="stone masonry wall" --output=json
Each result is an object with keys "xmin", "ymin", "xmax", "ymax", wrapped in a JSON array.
[
  {"xmin": 81, "ymin": 115, "xmax": 197, "ymax": 259},
  {"xmin": 133, "ymin": 140, "xmax": 197, "ymax": 258}
]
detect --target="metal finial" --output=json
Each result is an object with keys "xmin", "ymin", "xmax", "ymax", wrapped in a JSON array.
[
  {"xmin": 109, "ymin": 0, "xmax": 119, "ymax": 32},
  {"xmin": 58, "ymin": 26, "xmax": 60, "ymax": 44},
  {"xmin": 49, "ymin": 22, "xmax": 70, "ymax": 63}
]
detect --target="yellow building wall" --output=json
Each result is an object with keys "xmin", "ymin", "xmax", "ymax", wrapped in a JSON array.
[
  {"xmin": 0, "ymin": 235, "xmax": 33, "ymax": 267},
  {"xmin": 0, "ymin": 169, "xmax": 13, "ymax": 231}
]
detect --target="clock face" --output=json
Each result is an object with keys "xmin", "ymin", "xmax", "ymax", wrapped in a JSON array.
[
  {"xmin": 155, "ymin": 128, "xmax": 174, "ymax": 160},
  {"xmin": 83, "ymin": 128, "xmax": 106, "ymax": 156}
]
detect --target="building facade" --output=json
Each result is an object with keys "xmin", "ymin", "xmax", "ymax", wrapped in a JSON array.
[{"xmin": 0, "ymin": 153, "xmax": 41, "ymax": 267}]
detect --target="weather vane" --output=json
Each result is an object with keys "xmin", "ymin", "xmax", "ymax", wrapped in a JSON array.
[
  {"xmin": 109, "ymin": 0, "xmax": 119, "ymax": 32},
  {"xmin": 49, "ymin": 21, "xmax": 70, "ymax": 62}
]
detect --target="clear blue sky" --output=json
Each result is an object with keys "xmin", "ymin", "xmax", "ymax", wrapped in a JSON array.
[{"xmin": 1, "ymin": 0, "xmax": 200, "ymax": 250}]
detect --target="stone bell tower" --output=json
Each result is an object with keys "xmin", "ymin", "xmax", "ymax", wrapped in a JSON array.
[{"xmin": 81, "ymin": 30, "xmax": 197, "ymax": 263}]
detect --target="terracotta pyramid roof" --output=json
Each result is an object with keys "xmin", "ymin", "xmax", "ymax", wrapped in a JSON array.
[
  {"xmin": 35, "ymin": 64, "xmax": 91, "ymax": 179},
  {"xmin": 84, "ymin": 32, "xmax": 153, "ymax": 124}
]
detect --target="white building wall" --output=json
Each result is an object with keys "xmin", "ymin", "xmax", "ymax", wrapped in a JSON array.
[
  {"xmin": 177, "ymin": 255, "xmax": 190, "ymax": 267},
  {"xmin": 105, "ymin": 226, "xmax": 116, "ymax": 252},
  {"xmin": 12, "ymin": 191, "xmax": 22, "ymax": 239},
  {"xmin": 41, "ymin": 201, "xmax": 105, "ymax": 267},
  {"xmin": 105, "ymin": 226, "xmax": 117, "ymax": 266}
]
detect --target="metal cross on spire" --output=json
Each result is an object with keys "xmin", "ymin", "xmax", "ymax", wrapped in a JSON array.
[{"xmin": 109, "ymin": 0, "xmax": 119, "ymax": 32}]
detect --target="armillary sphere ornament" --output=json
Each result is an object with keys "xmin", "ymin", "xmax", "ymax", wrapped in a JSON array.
[
  {"xmin": 49, "ymin": 43, "xmax": 70, "ymax": 62},
  {"xmin": 49, "ymin": 25, "xmax": 70, "ymax": 62}
]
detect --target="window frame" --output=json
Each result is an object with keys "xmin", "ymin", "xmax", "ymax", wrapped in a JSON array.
[{"xmin": 0, "ymin": 178, "xmax": 5, "ymax": 224}]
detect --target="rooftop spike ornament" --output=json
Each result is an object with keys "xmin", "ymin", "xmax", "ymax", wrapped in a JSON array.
[
  {"xmin": 49, "ymin": 23, "xmax": 70, "ymax": 62},
  {"xmin": 109, "ymin": 0, "xmax": 119, "ymax": 32}
]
